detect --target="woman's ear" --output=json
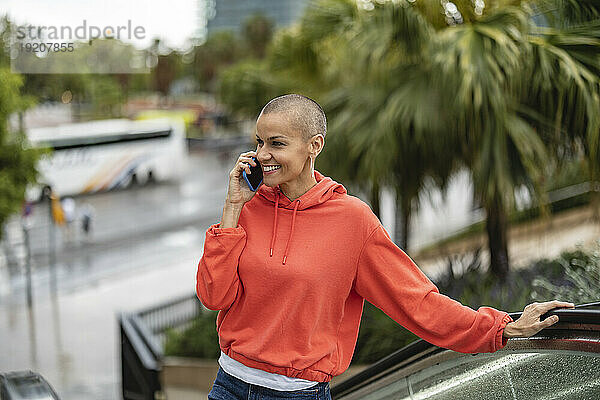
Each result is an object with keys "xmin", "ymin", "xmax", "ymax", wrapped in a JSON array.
[{"xmin": 310, "ymin": 134, "xmax": 324, "ymax": 157}]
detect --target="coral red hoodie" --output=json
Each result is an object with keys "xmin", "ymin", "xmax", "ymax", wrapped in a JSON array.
[{"xmin": 196, "ymin": 170, "xmax": 512, "ymax": 382}]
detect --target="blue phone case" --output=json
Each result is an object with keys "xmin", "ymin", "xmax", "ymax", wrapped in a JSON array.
[{"xmin": 243, "ymin": 166, "xmax": 263, "ymax": 191}]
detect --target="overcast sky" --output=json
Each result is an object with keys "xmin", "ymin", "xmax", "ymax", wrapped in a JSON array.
[{"xmin": 3, "ymin": 0, "xmax": 199, "ymax": 50}]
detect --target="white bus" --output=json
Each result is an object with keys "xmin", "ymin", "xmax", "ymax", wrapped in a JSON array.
[{"xmin": 25, "ymin": 118, "xmax": 187, "ymax": 201}]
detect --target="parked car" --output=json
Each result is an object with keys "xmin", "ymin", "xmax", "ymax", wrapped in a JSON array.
[
  {"xmin": 331, "ymin": 305, "xmax": 600, "ymax": 399},
  {"xmin": 0, "ymin": 371, "xmax": 60, "ymax": 400}
]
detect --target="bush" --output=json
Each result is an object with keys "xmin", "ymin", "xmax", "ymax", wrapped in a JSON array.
[
  {"xmin": 163, "ymin": 310, "xmax": 220, "ymax": 359},
  {"xmin": 351, "ymin": 302, "xmax": 418, "ymax": 364},
  {"xmin": 531, "ymin": 241, "xmax": 600, "ymax": 304},
  {"xmin": 433, "ymin": 248, "xmax": 533, "ymax": 312}
]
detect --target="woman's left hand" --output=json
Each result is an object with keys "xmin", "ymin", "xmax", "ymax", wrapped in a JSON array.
[{"xmin": 503, "ymin": 300, "xmax": 575, "ymax": 338}]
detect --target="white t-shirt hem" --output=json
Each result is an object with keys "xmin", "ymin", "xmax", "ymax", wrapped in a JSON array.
[{"xmin": 218, "ymin": 351, "xmax": 320, "ymax": 391}]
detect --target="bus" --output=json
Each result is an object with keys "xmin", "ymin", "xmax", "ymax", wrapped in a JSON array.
[{"xmin": 25, "ymin": 118, "xmax": 187, "ymax": 202}]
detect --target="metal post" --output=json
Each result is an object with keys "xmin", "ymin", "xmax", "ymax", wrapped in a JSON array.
[
  {"xmin": 22, "ymin": 222, "xmax": 33, "ymax": 308},
  {"xmin": 44, "ymin": 187, "xmax": 57, "ymax": 294}
]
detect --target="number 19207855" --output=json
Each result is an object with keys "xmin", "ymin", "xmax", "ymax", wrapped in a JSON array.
[{"xmin": 19, "ymin": 42, "xmax": 74, "ymax": 53}]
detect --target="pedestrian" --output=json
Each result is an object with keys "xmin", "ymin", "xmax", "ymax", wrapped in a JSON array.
[
  {"xmin": 79, "ymin": 203, "xmax": 95, "ymax": 242},
  {"xmin": 196, "ymin": 94, "xmax": 574, "ymax": 400},
  {"xmin": 60, "ymin": 197, "xmax": 76, "ymax": 245}
]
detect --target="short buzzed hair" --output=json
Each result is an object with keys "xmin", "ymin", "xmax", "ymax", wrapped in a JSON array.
[{"xmin": 259, "ymin": 94, "xmax": 327, "ymax": 141}]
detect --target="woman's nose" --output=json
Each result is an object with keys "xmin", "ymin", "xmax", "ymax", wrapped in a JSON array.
[{"xmin": 256, "ymin": 148, "xmax": 270, "ymax": 163}]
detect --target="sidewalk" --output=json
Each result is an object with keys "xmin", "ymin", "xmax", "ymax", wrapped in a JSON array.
[{"xmin": 413, "ymin": 204, "xmax": 600, "ymax": 278}]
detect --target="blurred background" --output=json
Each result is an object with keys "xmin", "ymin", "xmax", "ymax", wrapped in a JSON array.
[{"xmin": 0, "ymin": 0, "xmax": 599, "ymax": 399}]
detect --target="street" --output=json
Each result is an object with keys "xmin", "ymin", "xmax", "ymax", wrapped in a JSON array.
[{"xmin": 0, "ymin": 148, "xmax": 240, "ymax": 399}]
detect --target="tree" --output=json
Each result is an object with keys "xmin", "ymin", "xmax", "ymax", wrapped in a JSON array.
[
  {"xmin": 194, "ymin": 31, "xmax": 244, "ymax": 92},
  {"xmin": 0, "ymin": 68, "xmax": 40, "ymax": 238},
  {"xmin": 218, "ymin": 60, "xmax": 284, "ymax": 118},
  {"xmin": 428, "ymin": 2, "xmax": 600, "ymax": 279},
  {"xmin": 243, "ymin": 14, "xmax": 275, "ymax": 59},
  {"xmin": 318, "ymin": 2, "xmax": 458, "ymax": 249},
  {"xmin": 0, "ymin": 17, "xmax": 40, "ymax": 237},
  {"xmin": 324, "ymin": 0, "xmax": 600, "ymax": 276}
]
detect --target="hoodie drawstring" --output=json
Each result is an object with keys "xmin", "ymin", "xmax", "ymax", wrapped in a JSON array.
[
  {"xmin": 269, "ymin": 189, "xmax": 280, "ymax": 258},
  {"xmin": 282, "ymin": 200, "xmax": 300, "ymax": 265},
  {"xmin": 269, "ymin": 187, "xmax": 300, "ymax": 265}
]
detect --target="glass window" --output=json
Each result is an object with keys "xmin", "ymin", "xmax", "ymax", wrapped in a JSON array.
[
  {"xmin": 0, "ymin": 382, "xmax": 7, "ymax": 400},
  {"xmin": 505, "ymin": 352, "xmax": 600, "ymax": 399},
  {"xmin": 408, "ymin": 353, "xmax": 536, "ymax": 400},
  {"xmin": 359, "ymin": 376, "xmax": 410, "ymax": 400},
  {"xmin": 355, "ymin": 351, "xmax": 600, "ymax": 400},
  {"xmin": 11, "ymin": 375, "xmax": 57, "ymax": 399}
]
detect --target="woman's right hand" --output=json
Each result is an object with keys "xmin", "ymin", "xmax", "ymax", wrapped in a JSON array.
[{"xmin": 226, "ymin": 150, "xmax": 260, "ymax": 206}]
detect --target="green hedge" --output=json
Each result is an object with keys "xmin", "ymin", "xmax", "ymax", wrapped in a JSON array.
[
  {"xmin": 531, "ymin": 242, "xmax": 600, "ymax": 304},
  {"xmin": 163, "ymin": 311, "xmax": 220, "ymax": 359}
]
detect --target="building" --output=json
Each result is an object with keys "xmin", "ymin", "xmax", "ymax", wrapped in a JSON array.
[{"xmin": 198, "ymin": 0, "xmax": 310, "ymax": 39}]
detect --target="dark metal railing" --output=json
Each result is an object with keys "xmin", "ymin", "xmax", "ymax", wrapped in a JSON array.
[
  {"xmin": 119, "ymin": 313, "xmax": 163, "ymax": 400},
  {"xmin": 137, "ymin": 292, "xmax": 205, "ymax": 344},
  {"xmin": 119, "ymin": 293, "xmax": 203, "ymax": 400}
]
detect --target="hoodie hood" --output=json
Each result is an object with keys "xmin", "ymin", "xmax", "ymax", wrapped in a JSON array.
[{"xmin": 256, "ymin": 170, "xmax": 347, "ymax": 265}]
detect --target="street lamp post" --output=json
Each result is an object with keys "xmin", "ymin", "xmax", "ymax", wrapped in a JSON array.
[
  {"xmin": 21, "ymin": 219, "xmax": 33, "ymax": 308},
  {"xmin": 43, "ymin": 187, "xmax": 57, "ymax": 295}
]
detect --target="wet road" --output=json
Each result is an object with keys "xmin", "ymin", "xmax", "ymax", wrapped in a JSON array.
[{"xmin": 0, "ymin": 148, "xmax": 242, "ymax": 399}]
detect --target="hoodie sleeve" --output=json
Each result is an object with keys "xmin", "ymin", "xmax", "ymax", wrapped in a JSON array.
[
  {"xmin": 354, "ymin": 224, "xmax": 513, "ymax": 354},
  {"xmin": 196, "ymin": 223, "xmax": 247, "ymax": 311}
]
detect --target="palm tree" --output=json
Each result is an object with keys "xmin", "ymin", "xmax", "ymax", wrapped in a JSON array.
[
  {"xmin": 328, "ymin": 2, "xmax": 459, "ymax": 250},
  {"xmin": 339, "ymin": 0, "xmax": 599, "ymax": 276},
  {"xmin": 428, "ymin": 2, "xmax": 600, "ymax": 279},
  {"xmin": 313, "ymin": 0, "xmax": 600, "ymax": 274}
]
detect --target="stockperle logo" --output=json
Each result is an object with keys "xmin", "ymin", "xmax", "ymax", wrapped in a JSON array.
[
  {"xmin": 15, "ymin": 20, "xmax": 146, "ymax": 41},
  {"xmin": 11, "ymin": 19, "xmax": 149, "ymax": 74}
]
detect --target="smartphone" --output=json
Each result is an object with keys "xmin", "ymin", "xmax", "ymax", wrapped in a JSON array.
[{"xmin": 242, "ymin": 157, "xmax": 263, "ymax": 191}]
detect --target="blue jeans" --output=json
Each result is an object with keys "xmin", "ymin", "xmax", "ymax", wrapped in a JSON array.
[{"xmin": 208, "ymin": 367, "xmax": 332, "ymax": 400}]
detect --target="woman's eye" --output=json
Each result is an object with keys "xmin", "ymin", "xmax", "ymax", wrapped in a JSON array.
[{"xmin": 273, "ymin": 141, "xmax": 283, "ymax": 146}]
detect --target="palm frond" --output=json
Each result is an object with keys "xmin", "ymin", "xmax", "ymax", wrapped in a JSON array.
[
  {"xmin": 432, "ymin": 8, "xmax": 529, "ymax": 145},
  {"xmin": 535, "ymin": 0, "xmax": 600, "ymax": 28}
]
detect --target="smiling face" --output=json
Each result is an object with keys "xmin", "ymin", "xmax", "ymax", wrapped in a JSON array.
[{"xmin": 255, "ymin": 112, "xmax": 323, "ymax": 195}]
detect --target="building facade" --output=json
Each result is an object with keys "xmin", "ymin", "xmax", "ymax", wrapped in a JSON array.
[{"xmin": 200, "ymin": 0, "xmax": 310, "ymax": 37}]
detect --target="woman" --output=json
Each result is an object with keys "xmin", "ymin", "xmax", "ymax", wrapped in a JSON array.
[{"xmin": 197, "ymin": 94, "xmax": 574, "ymax": 400}]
